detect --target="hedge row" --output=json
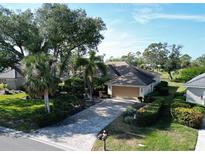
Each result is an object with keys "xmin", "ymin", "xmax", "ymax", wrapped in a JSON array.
[
  {"xmin": 171, "ymin": 97, "xmax": 205, "ymax": 129},
  {"xmin": 155, "ymin": 81, "xmax": 169, "ymax": 96},
  {"xmin": 136, "ymin": 98, "xmax": 164, "ymax": 126},
  {"xmin": 171, "ymin": 107, "xmax": 204, "ymax": 129},
  {"xmin": 123, "ymin": 98, "xmax": 164, "ymax": 126}
]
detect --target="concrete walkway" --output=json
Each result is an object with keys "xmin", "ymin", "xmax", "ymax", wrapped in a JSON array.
[
  {"xmin": 195, "ymin": 116, "xmax": 205, "ymax": 151},
  {"xmin": 30, "ymin": 99, "xmax": 135, "ymax": 151}
]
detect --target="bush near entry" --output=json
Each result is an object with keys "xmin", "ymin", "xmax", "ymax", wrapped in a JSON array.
[
  {"xmin": 123, "ymin": 98, "xmax": 164, "ymax": 126},
  {"xmin": 171, "ymin": 107, "xmax": 204, "ymax": 129},
  {"xmin": 33, "ymin": 95, "xmax": 84, "ymax": 127},
  {"xmin": 170, "ymin": 96, "xmax": 205, "ymax": 129},
  {"xmin": 62, "ymin": 77, "xmax": 85, "ymax": 99},
  {"xmin": 136, "ymin": 98, "xmax": 164, "ymax": 126}
]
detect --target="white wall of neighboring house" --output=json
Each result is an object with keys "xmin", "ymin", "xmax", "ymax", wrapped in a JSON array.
[
  {"xmin": 186, "ymin": 87, "xmax": 205, "ymax": 105},
  {"xmin": 143, "ymin": 84, "xmax": 152, "ymax": 96},
  {"xmin": 0, "ymin": 69, "xmax": 24, "ymax": 90}
]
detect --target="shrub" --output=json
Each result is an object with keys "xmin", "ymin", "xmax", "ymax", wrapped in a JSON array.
[
  {"xmin": 33, "ymin": 95, "xmax": 83, "ymax": 128},
  {"xmin": 160, "ymin": 81, "xmax": 168, "ymax": 87},
  {"xmin": 144, "ymin": 94, "xmax": 155, "ymax": 103},
  {"xmin": 33, "ymin": 112, "xmax": 67, "ymax": 127},
  {"xmin": 174, "ymin": 96, "xmax": 186, "ymax": 101},
  {"xmin": 123, "ymin": 106, "xmax": 136, "ymax": 117},
  {"xmin": 63, "ymin": 77, "xmax": 85, "ymax": 98},
  {"xmin": 192, "ymin": 106, "xmax": 205, "ymax": 113},
  {"xmin": 158, "ymin": 87, "xmax": 169, "ymax": 96},
  {"xmin": 0, "ymin": 84, "xmax": 7, "ymax": 90},
  {"xmin": 123, "ymin": 106, "xmax": 136, "ymax": 124},
  {"xmin": 171, "ymin": 107, "xmax": 204, "ymax": 129},
  {"xmin": 173, "ymin": 91, "xmax": 186, "ymax": 98},
  {"xmin": 143, "ymin": 90, "xmax": 161, "ymax": 103},
  {"xmin": 136, "ymin": 98, "xmax": 164, "ymax": 126},
  {"xmin": 171, "ymin": 102, "xmax": 191, "ymax": 109},
  {"xmin": 53, "ymin": 95, "xmax": 81, "ymax": 112},
  {"xmin": 123, "ymin": 116, "xmax": 135, "ymax": 125},
  {"xmin": 177, "ymin": 66, "xmax": 205, "ymax": 82}
]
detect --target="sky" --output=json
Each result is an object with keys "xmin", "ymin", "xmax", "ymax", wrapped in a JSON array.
[{"xmin": 1, "ymin": 3, "xmax": 205, "ymax": 60}]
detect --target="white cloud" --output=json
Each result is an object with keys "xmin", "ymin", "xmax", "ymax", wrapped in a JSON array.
[
  {"xmin": 98, "ymin": 26, "xmax": 152, "ymax": 60},
  {"xmin": 133, "ymin": 7, "xmax": 205, "ymax": 24}
]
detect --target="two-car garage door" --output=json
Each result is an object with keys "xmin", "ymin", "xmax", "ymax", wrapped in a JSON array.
[{"xmin": 112, "ymin": 86, "xmax": 139, "ymax": 99}]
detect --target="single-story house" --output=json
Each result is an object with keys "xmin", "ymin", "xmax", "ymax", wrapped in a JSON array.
[
  {"xmin": 0, "ymin": 68, "xmax": 24, "ymax": 89},
  {"xmin": 184, "ymin": 73, "xmax": 205, "ymax": 105},
  {"xmin": 105, "ymin": 61, "xmax": 160, "ymax": 99}
]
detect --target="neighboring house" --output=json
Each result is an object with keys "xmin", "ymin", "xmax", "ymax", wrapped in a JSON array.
[
  {"xmin": 0, "ymin": 68, "xmax": 24, "ymax": 89},
  {"xmin": 184, "ymin": 73, "xmax": 205, "ymax": 105},
  {"xmin": 105, "ymin": 61, "xmax": 160, "ymax": 99}
]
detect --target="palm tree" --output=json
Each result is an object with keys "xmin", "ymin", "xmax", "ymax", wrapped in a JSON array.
[
  {"xmin": 76, "ymin": 51, "xmax": 107, "ymax": 100},
  {"xmin": 22, "ymin": 53, "xmax": 58, "ymax": 113}
]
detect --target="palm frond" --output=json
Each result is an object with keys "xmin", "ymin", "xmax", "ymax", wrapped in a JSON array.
[
  {"xmin": 76, "ymin": 57, "xmax": 89, "ymax": 68},
  {"xmin": 96, "ymin": 62, "xmax": 107, "ymax": 77}
]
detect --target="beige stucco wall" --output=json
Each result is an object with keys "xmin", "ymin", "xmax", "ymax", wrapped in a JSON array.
[{"xmin": 112, "ymin": 86, "xmax": 139, "ymax": 99}]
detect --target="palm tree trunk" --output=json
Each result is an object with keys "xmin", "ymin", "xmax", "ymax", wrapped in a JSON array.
[
  {"xmin": 84, "ymin": 74, "xmax": 88, "ymax": 98},
  {"xmin": 89, "ymin": 85, "xmax": 93, "ymax": 101},
  {"xmin": 44, "ymin": 89, "xmax": 50, "ymax": 113},
  {"xmin": 89, "ymin": 78, "xmax": 93, "ymax": 101}
]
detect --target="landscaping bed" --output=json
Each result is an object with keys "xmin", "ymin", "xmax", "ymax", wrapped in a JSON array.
[{"xmin": 0, "ymin": 93, "xmax": 90, "ymax": 132}]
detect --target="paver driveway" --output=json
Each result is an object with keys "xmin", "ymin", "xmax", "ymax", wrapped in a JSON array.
[{"xmin": 30, "ymin": 99, "xmax": 136, "ymax": 151}]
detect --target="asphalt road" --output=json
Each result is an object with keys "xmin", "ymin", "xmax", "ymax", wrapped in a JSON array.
[{"xmin": 0, "ymin": 133, "xmax": 63, "ymax": 151}]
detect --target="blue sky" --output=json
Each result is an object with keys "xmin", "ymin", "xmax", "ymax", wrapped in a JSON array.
[{"xmin": 1, "ymin": 3, "xmax": 205, "ymax": 60}]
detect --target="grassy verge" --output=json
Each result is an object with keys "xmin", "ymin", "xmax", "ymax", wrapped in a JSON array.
[
  {"xmin": 0, "ymin": 93, "xmax": 47, "ymax": 131},
  {"xmin": 92, "ymin": 72, "xmax": 198, "ymax": 151},
  {"xmin": 0, "ymin": 93, "xmax": 84, "ymax": 132},
  {"xmin": 92, "ymin": 115, "xmax": 197, "ymax": 151}
]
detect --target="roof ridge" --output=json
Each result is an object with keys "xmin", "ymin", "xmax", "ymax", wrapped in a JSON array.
[
  {"xmin": 108, "ymin": 64, "xmax": 121, "ymax": 76},
  {"xmin": 186, "ymin": 73, "xmax": 205, "ymax": 85},
  {"xmin": 128, "ymin": 65, "xmax": 151, "ymax": 85}
]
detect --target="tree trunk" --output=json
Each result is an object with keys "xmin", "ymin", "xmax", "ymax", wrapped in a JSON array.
[
  {"xmin": 88, "ymin": 79, "xmax": 93, "ymax": 101},
  {"xmin": 89, "ymin": 85, "xmax": 93, "ymax": 101},
  {"xmin": 44, "ymin": 89, "xmax": 50, "ymax": 113},
  {"xmin": 168, "ymin": 71, "xmax": 173, "ymax": 80},
  {"xmin": 84, "ymin": 75, "xmax": 88, "ymax": 98}
]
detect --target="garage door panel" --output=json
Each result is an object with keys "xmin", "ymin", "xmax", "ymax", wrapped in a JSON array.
[{"xmin": 112, "ymin": 86, "xmax": 139, "ymax": 99}]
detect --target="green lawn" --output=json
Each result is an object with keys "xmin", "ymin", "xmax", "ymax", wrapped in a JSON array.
[
  {"xmin": 0, "ymin": 93, "xmax": 48, "ymax": 131},
  {"xmin": 92, "ymin": 72, "xmax": 198, "ymax": 151},
  {"xmin": 92, "ymin": 116, "xmax": 197, "ymax": 151}
]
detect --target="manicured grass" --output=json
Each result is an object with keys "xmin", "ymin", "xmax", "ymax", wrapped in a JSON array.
[
  {"xmin": 92, "ymin": 72, "xmax": 198, "ymax": 151},
  {"xmin": 0, "ymin": 93, "xmax": 48, "ymax": 132},
  {"xmin": 92, "ymin": 115, "xmax": 197, "ymax": 151},
  {"xmin": 0, "ymin": 93, "xmax": 84, "ymax": 132}
]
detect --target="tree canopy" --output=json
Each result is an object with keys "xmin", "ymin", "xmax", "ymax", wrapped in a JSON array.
[
  {"xmin": 0, "ymin": 4, "xmax": 106, "ymax": 76},
  {"xmin": 143, "ymin": 43, "xmax": 169, "ymax": 69}
]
